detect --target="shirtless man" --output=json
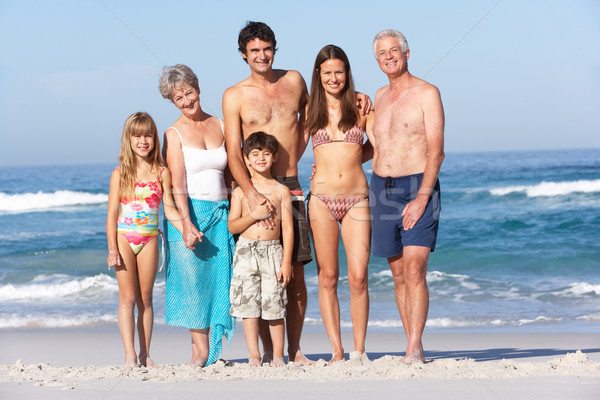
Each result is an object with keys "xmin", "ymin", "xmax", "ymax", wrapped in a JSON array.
[
  {"xmin": 224, "ymin": 22, "xmax": 371, "ymax": 364},
  {"xmin": 368, "ymin": 29, "xmax": 444, "ymax": 364},
  {"xmin": 222, "ymin": 21, "xmax": 313, "ymax": 365}
]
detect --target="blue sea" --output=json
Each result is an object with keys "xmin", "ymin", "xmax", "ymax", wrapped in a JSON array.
[{"xmin": 0, "ymin": 149, "xmax": 599, "ymax": 334}]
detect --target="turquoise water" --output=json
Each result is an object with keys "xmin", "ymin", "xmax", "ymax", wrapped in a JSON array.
[{"xmin": 0, "ymin": 149, "xmax": 599, "ymax": 333}]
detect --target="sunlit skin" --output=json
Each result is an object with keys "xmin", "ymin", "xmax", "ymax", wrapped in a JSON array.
[
  {"xmin": 106, "ymin": 119, "xmax": 184, "ymax": 370},
  {"xmin": 228, "ymin": 145, "xmax": 293, "ymax": 367},
  {"xmin": 223, "ymin": 35, "xmax": 312, "ymax": 366},
  {"xmin": 309, "ymin": 57, "xmax": 372, "ymax": 364},
  {"xmin": 369, "ymin": 34, "xmax": 445, "ymax": 364},
  {"xmin": 243, "ymin": 39, "xmax": 275, "ymax": 75},
  {"xmin": 162, "ymin": 80, "xmax": 227, "ymax": 367},
  {"xmin": 223, "ymin": 29, "xmax": 373, "ymax": 366}
]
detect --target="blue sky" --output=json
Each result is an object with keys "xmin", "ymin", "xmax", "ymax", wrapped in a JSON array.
[{"xmin": 0, "ymin": 0, "xmax": 598, "ymax": 166}]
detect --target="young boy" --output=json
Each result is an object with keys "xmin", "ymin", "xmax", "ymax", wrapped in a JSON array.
[{"xmin": 228, "ymin": 131, "xmax": 293, "ymax": 367}]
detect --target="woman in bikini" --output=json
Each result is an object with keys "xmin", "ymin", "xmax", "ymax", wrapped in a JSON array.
[
  {"xmin": 106, "ymin": 112, "xmax": 183, "ymax": 369},
  {"xmin": 158, "ymin": 64, "xmax": 235, "ymax": 367},
  {"xmin": 306, "ymin": 45, "xmax": 373, "ymax": 364}
]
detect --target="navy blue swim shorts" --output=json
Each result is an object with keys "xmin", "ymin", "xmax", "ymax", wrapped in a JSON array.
[{"xmin": 369, "ymin": 172, "xmax": 441, "ymax": 257}]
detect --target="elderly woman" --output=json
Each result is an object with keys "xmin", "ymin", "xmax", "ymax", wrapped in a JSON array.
[{"xmin": 158, "ymin": 64, "xmax": 234, "ymax": 367}]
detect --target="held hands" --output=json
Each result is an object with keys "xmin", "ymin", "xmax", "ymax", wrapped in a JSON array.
[
  {"xmin": 401, "ymin": 195, "xmax": 428, "ymax": 230},
  {"xmin": 277, "ymin": 263, "xmax": 292, "ymax": 288},
  {"xmin": 183, "ymin": 223, "xmax": 204, "ymax": 250},
  {"xmin": 107, "ymin": 250, "xmax": 121, "ymax": 268},
  {"xmin": 248, "ymin": 191, "xmax": 275, "ymax": 229}
]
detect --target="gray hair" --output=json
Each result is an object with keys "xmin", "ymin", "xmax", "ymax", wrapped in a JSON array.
[
  {"xmin": 373, "ymin": 29, "xmax": 409, "ymax": 57},
  {"xmin": 158, "ymin": 64, "xmax": 199, "ymax": 101}
]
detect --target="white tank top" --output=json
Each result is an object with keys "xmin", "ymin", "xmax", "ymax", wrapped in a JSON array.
[{"xmin": 168, "ymin": 121, "xmax": 228, "ymax": 201}]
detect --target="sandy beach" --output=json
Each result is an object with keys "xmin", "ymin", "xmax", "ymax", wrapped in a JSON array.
[{"xmin": 1, "ymin": 328, "xmax": 598, "ymax": 399}]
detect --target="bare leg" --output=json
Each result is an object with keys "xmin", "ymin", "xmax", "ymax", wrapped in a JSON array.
[
  {"xmin": 340, "ymin": 200, "xmax": 370, "ymax": 354},
  {"xmin": 268, "ymin": 318, "xmax": 286, "ymax": 367},
  {"xmin": 258, "ymin": 319, "xmax": 273, "ymax": 364},
  {"xmin": 189, "ymin": 328, "xmax": 209, "ymax": 367},
  {"xmin": 285, "ymin": 261, "xmax": 313, "ymax": 364},
  {"xmin": 402, "ymin": 246, "xmax": 430, "ymax": 363},
  {"xmin": 115, "ymin": 235, "xmax": 138, "ymax": 369},
  {"xmin": 243, "ymin": 318, "xmax": 261, "ymax": 366},
  {"xmin": 309, "ymin": 197, "xmax": 344, "ymax": 363},
  {"xmin": 388, "ymin": 246, "xmax": 430, "ymax": 364},
  {"xmin": 135, "ymin": 238, "xmax": 159, "ymax": 367}
]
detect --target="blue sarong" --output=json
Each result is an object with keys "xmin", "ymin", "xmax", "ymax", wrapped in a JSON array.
[{"xmin": 164, "ymin": 198, "xmax": 235, "ymax": 366}]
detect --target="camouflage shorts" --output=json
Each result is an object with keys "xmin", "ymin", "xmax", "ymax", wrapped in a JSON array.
[{"xmin": 229, "ymin": 237, "xmax": 288, "ymax": 320}]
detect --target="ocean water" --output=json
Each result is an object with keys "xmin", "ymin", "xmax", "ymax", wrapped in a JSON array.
[{"xmin": 0, "ymin": 149, "xmax": 599, "ymax": 334}]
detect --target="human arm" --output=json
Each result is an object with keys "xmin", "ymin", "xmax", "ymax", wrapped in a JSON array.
[
  {"xmin": 296, "ymin": 77, "xmax": 311, "ymax": 162},
  {"xmin": 106, "ymin": 168, "xmax": 122, "ymax": 268},
  {"xmin": 161, "ymin": 167, "xmax": 203, "ymax": 243},
  {"xmin": 163, "ymin": 129, "xmax": 202, "ymax": 248},
  {"xmin": 361, "ymin": 110, "xmax": 375, "ymax": 163},
  {"xmin": 355, "ymin": 92, "xmax": 373, "ymax": 115},
  {"xmin": 402, "ymin": 85, "xmax": 445, "ymax": 230},
  {"xmin": 277, "ymin": 187, "xmax": 293, "ymax": 287},
  {"xmin": 222, "ymin": 88, "xmax": 275, "ymax": 227},
  {"xmin": 227, "ymin": 188, "xmax": 272, "ymax": 234}
]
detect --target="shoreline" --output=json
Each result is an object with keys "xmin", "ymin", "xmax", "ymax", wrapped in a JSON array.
[{"xmin": 1, "ymin": 330, "xmax": 599, "ymax": 399}]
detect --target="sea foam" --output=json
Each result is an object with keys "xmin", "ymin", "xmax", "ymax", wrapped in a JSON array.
[
  {"xmin": 0, "ymin": 273, "xmax": 117, "ymax": 301},
  {"xmin": 490, "ymin": 179, "xmax": 600, "ymax": 197},
  {"xmin": 0, "ymin": 190, "xmax": 108, "ymax": 213}
]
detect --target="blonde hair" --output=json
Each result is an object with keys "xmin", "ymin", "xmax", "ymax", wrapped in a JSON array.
[{"xmin": 118, "ymin": 112, "xmax": 164, "ymax": 199}]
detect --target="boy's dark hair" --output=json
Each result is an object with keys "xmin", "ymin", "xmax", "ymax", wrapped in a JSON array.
[
  {"xmin": 243, "ymin": 131, "xmax": 279, "ymax": 157},
  {"xmin": 238, "ymin": 21, "xmax": 277, "ymax": 60}
]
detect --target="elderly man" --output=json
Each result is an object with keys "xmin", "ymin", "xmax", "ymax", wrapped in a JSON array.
[{"xmin": 368, "ymin": 29, "xmax": 445, "ymax": 364}]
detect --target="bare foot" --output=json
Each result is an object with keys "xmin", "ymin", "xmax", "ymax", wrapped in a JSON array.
[
  {"xmin": 349, "ymin": 351, "xmax": 369, "ymax": 366},
  {"xmin": 328, "ymin": 351, "xmax": 345, "ymax": 365},
  {"xmin": 271, "ymin": 355, "xmax": 286, "ymax": 367},
  {"xmin": 139, "ymin": 356, "xmax": 159, "ymax": 368},
  {"xmin": 291, "ymin": 350, "xmax": 315, "ymax": 366},
  {"xmin": 124, "ymin": 355, "xmax": 137, "ymax": 370},
  {"xmin": 261, "ymin": 352, "xmax": 273, "ymax": 365},
  {"xmin": 248, "ymin": 356, "xmax": 261, "ymax": 367},
  {"xmin": 401, "ymin": 350, "xmax": 425, "ymax": 365},
  {"xmin": 188, "ymin": 358, "xmax": 207, "ymax": 368}
]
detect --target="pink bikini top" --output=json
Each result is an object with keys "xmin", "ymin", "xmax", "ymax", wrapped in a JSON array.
[{"xmin": 312, "ymin": 125, "xmax": 365, "ymax": 148}]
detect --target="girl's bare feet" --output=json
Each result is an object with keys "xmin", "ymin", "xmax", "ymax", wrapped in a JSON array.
[
  {"xmin": 139, "ymin": 354, "xmax": 159, "ymax": 368},
  {"xmin": 124, "ymin": 355, "xmax": 138, "ymax": 370}
]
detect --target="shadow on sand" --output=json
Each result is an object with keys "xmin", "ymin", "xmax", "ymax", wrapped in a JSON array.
[{"xmin": 225, "ymin": 347, "xmax": 600, "ymax": 364}]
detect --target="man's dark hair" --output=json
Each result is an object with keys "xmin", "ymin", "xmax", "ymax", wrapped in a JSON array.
[
  {"xmin": 243, "ymin": 131, "xmax": 279, "ymax": 157},
  {"xmin": 238, "ymin": 21, "xmax": 277, "ymax": 58}
]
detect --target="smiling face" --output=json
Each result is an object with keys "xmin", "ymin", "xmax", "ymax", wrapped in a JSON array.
[
  {"xmin": 319, "ymin": 58, "xmax": 347, "ymax": 98},
  {"xmin": 242, "ymin": 38, "xmax": 275, "ymax": 73},
  {"xmin": 129, "ymin": 130, "xmax": 154, "ymax": 160},
  {"xmin": 245, "ymin": 148, "xmax": 277, "ymax": 175},
  {"xmin": 170, "ymin": 82, "xmax": 200, "ymax": 117},
  {"xmin": 375, "ymin": 36, "xmax": 410, "ymax": 77}
]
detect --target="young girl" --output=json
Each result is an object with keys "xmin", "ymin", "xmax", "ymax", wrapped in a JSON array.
[{"xmin": 106, "ymin": 112, "xmax": 184, "ymax": 369}]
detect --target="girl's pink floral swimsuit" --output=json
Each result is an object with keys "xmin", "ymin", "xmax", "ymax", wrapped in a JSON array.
[{"xmin": 117, "ymin": 170, "xmax": 163, "ymax": 255}]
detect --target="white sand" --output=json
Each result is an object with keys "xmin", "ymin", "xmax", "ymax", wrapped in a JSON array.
[{"xmin": 1, "ymin": 329, "xmax": 599, "ymax": 399}]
